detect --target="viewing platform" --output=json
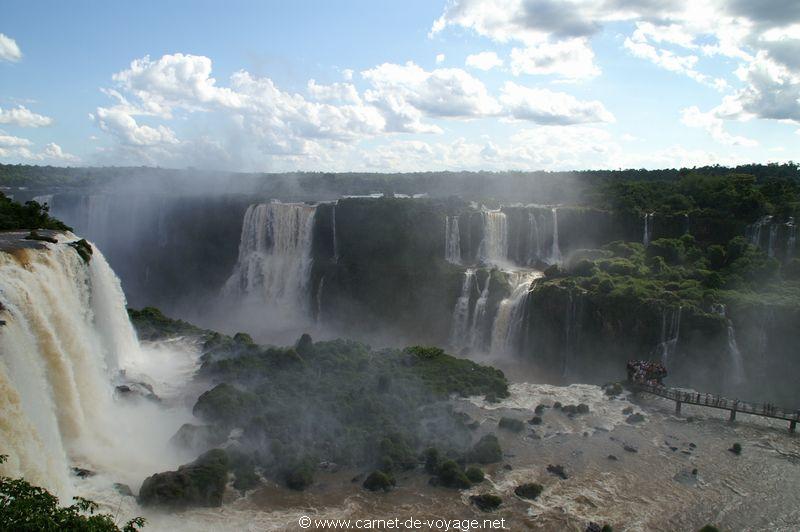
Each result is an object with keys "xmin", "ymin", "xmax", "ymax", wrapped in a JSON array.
[{"xmin": 632, "ymin": 382, "xmax": 800, "ymax": 433}]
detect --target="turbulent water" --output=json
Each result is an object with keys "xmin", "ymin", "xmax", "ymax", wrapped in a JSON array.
[{"xmin": 0, "ymin": 234, "xmax": 195, "ymax": 502}]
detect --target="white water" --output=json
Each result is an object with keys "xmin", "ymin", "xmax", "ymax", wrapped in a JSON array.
[
  {"xmin": 444, "ymin": 215, "xmax": 462, "ymax": 264},
  {"xmin": 32, "ymin": 194, "xmax": 54, "ymax": 208},
  {"xmin": 656, "ymin": 306, "xmax": 682, "ymax": 366},
  {"xmin": 0, "ymin": 235, "xmax": 194, "ymax": 501},
  {"xmin": 477, "ymin": 210, "xmax": 508, "ymax": 266},
  {"xmin": 526, "ymin": 212, "xmax": 543, "ymax": 265},
  {"xmin": 549, "ymin": 207, "xmax": 562, "ymax": 264},
  {"xmin": 489, "ymin": 271, "xmax": 540, "ymax": 356},
  {"xmin": 468, "ymin": 273, "xmax": 492, "ymax": 351},
  {"xmin": 768, "ymin": 224, "xmax": 779, "ymax": 258},
  {"xmin": 223, "ymin": 202, "xmax": 317, "ymax": 317},
  {"xmin": 713, "ymin": 304, "xmax": 745, "ymax": 386},
  {"xmin": 643, "ymin": 212, "xmax": 653, "ymax": 246},
  {"xmin": 449, "ymin": 269, "xmax": 476, "ymax": 351},
  {"xmin": 746, "ymin": 215, "xmax": 772, "ymax": 248},
  {"xmin": 787, "ymin": 218, "xmax": 797, "ymax": 259}
]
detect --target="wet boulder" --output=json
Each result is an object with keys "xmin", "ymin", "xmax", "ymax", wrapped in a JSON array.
[
  {"xmin": 547, "ymin": 464, "xmax": 568, "ymax": 479},
  {"xmin": 514, "ymin": 482, "xmax": 543, "ymax": 500},
  {"xmin": 138, "ymin": 449, "xmax": 229, "ymax": 509}
]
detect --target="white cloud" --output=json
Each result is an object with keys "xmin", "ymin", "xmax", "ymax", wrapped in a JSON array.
[
  {"xmin": 307, "ymin": 79, "xmax": 362, "ymax": 104},
  {"xmin": 500, "ymin": 81, "xmax": 614, "ymax": 124},
  {"xmin": 0, "ymin": 105, "xmax": 53, "ymax": 127},
  {"xmin": 465, "ymin": 51, "xmax": 503, "ymax": 70},
  {"xmin": 510, "ymin": 38, "xmax": 600, "ymax": 80},
  {"xmin": 436, "ymin": 53, "xmax": 445, "ymax": 64},
  {"xmin": 0, "ymin": 33, "xmax": 22, "ymax": 62},
  {"xmin": 0, "ymin": 134, "xmax": 78, "ymax": 162},
  {"xmin": 680, "ymin": 106, "xmax": 758, "ymax": 147},
  {"xmin": 93, "ymin": 106, "xmax": 179, "ymax": 147},
  {"xmin": 342, "ymin": 68, "xmax": 354, "ymax": 81}
]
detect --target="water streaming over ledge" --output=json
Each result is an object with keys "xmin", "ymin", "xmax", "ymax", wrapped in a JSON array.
[{"xmin": 223, "ymin": 202, "xmax": 317, "ymax": 314}]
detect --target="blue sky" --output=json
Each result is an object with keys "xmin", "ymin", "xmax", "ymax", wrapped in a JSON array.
[{"xmin": 0, "ymin": 0, "xmax": 798, "ymax": 171}]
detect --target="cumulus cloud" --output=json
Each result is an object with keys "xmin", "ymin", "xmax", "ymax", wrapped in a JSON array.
[
  {"xmin": 466, "ymin": 51, "xmax": 503, "ymax": 70},
  {"xmin": 0, "ymin": 134, "xmax": 78, "ymax": 162},
  {"xmin": 509, "ymin": 38, "xmax": 599, "ymax": 79},
  {"xmin": 0, "ymin": 33, "xmax": 22, "ymax": 62},
  {"xmin": 0, "ymin": 105, "xmax": 53, "ymax": 127},
  {"xmin": 680, "ymin": 106, "xmax": 758, "ymax": 147},
  {"xmin": 500, "ymin": 81, "xmax": 614, "ymax": 124},
  {"xmin": 436, "ymin": 53, "xmax": 446, "ymax": 64}
]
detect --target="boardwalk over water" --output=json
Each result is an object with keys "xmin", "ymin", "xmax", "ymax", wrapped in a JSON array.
[{"xmin": 632, "ymin": 382, "xmax": 800, "ymax": 433}]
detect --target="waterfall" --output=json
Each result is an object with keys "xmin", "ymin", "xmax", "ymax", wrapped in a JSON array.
[
  {"xmin": 223, "ymin": 202, "xmax": 317, "ymax": 314},
  {"xmin": 477, "ymin": 210, "xmax": 508, "ymax": 266},
  {"xmin": 643, "ymin": 212, "xmax": 653, "ymax": 246},
  {"xmin": 468, "ymin": 273, "xmax": 492, "ymax": 351},
  {"xmin": 713, "ymin": 304, "xmax": 744, "ymax": 386},
  {"xmin": 746, "ymin": 215, "xmax": 772, "ymax": 248},
  {"xmin": 316, "ymin": 277, "xmax": 325, "ymax": 323},
  {"xmin": 0, "ymin": 234, "xmax": 191, "ymax": 500},
  {"xmin": 656, "ymin": 306, "xmax": 681, "ymax": 366},
  {"xmin": 449, "ymin": 269, "xmax": 476, "ymax": 351},
  {"xmin": 549, "ymin": 207, "xmax": 562, "ymax": 264},
  {"xmin": 768, "ymin": 224, "xmax": 779, "ymax": 258},
  {"xmin": 331, "ymin": 204, "xmax": 339, "ymax": 263},
  {"xmin": 489, "ymin": 272, "xmax": 539, "ymax": 356},
  {"xmin": 526, "ymin": 212, "xmax": 542, "ymax": 265},
  {"xmin": 562, "ymin": 291, "xmax": 581, "ymax": 379},
  {"xmin": 683, "ymin": 214, "xmax": 690, "ymax": 235},
  {"xmin": 787, "ymin": 218, "xmax": 797, "ymax": 258},
  {"xmin": 445, "ymin": 215, "xmax": 462, "ymax": 265}
]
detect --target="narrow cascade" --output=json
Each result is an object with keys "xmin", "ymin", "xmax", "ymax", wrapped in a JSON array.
[
  {"xmin": 656, "ymin": 306, "xmax": 682, "ymax": 366},
  {"xmin": 549, "ymin": 207, "xmax": 562, "ymax": 264},
  {"xmin": 316, "ymin": 276, "xmax": 325, "ymax": 323},
  {"xmin": 223, "ymin": 202, "xmax": 317, "ymax": 314},
  {"xmin": 449, "ymin": 269, "xmax": 476, "ymax": 350},
  {"xmin": 787, "ymin": 217, "xmax": 797, "ymax": 258},
  {"xmin": 713, "ymin": 304, "xmax": 744, "ymax": 385},
  {"xmin": 746, "ymin": 215, "xmax": 772, "ymax": 248},
  {"xmin": 562, "ymin": 291, "xmax": 581, "ymax": 378},
  {"xmin": 768, "ymin": 224, "xmax": 779, "ymax": 258},
  {"xmin": 526, "ymin": 212, "xmax": 542, "ymax": 265},
  {"xmin": 477, "ymin": 210, "xmax": 508, "ymax": 266},
  {"xmin": 331, "ymin": 204, "xmax": 339, "ymax": 263},
  {"xmin": 643, "ymin": 212, "xmax": 654, "ymax": 246},
  {"xmin": 468, "ymin": 273, "xmax": 492, "ymax": 351},
  {"xmin": 445, "ymin": 215, "xmax": 462, "ymax": 264},
  {"xmin": 0, "ymin": 236, "xmax": 189, "ymax": 500},
  {"xmin": 489, "ymin": 271, "xmax": 540, "ymax": 356},
  {"xmin": 683, "ymin": 213, "xmax": 690, "ymax": 235}
]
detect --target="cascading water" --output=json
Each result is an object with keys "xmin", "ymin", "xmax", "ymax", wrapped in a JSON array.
[
  {"xmin": 449, "ymin": 269, "xmax": 476, "ymax": 351},
  {"xmin": 746, "ymin": 215, "xmax": 772, "ymax": 248},
  {"xmin": 223, "ymin": 202, "xmax": 317, "ymax": 315},
  {"xmin": 445, "ymin": 215, "xmax": 462, "ymax": 265},
  {"xmin": 712, "ymin": 304, "xmax": 744, "ymax": 386},
  {"xmin": 468, "ymin": 274, "xmax": 492, "ymax": 351},
  {"xmin": 656, "ymin": 306, "xmax": 681, "ymax": 366},
  {"xmin": 32, "ymin": 194, "xmax": 54, "ymax": 207},
  {"xmin": 787, "ymin": 218, "xmax": 797, "ymax": 259},
  {"xmin": 643, "ymin": 212, "xmax": 654, "ymax": 246},
  {"xmin": 768, "ymin": 224, "xmax": 779, "ymax": 258},
  {"xmin": 0, "ymin": 234, "xmax": 192, "ymax": 501},
  {"xmin": 683, "ymin": 214, "xmax": 690, "ymax": 235},
  {"xmin": 561, "ymin": 291, "xmax": 582, "ymax": 379},
  {"xmin": 526, "ymin": 212, "xmax": 542, "ymax": 265},
  {"xmin": 549, "ymin": 207, "xmax": 562, "ymax": 264},
  {"xmin": 477, "ymin": 210, "xmax": 508, "ymax": 266},
  {"xmin": 489, "ymin": 271, "xmax": 540, "ymax": 356}
]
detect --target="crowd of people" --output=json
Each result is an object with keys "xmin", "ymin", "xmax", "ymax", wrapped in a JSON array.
[{"xmin": 626, "ymin": 360, "xmax": 668, "ymax": 386}]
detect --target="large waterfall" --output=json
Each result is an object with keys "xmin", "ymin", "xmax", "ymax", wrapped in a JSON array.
[
  {"xmin": 477, "ymin": 210, "xmax": 508, "ymax": 266},
  {"xmin": 468, "ymin": 274, "xmax": 492, "ymax": 350},
  {"xmin": 489, "ymin": 272, "xmax": 539, "ymax": 355},
  {"xmin": 526, "ymin": 212, "xmax": 543, "ymax": 265},
  {"xmin": 223, "ymin": 202, "xmax": 317, "ymax": 315},
  {"xmin": 0, "ymin": 234, "xmax": 191, "ymax": 501},
  {"xmin": 445, "ymin": 215, "xmax": 462, "ymax": 264},
  {"xmin": 549, "ymin": 208, "xmax": 562, "ymax": 264}
]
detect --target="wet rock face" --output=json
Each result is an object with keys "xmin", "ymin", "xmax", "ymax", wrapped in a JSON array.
[{"xmin": 138, "ymin": 449, "xmax": 229, "ymax": 509}]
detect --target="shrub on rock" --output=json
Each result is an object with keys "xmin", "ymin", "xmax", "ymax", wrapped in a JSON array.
[
  {"xmin": 138, "ymin": 449, "xmax": 229, "ymax": 509},
  {"xmin": 468, "ymin": 434, "xmax": 502, "ymax": 464},
  {"xmin": 363, "ymin": 470, "xmax": 395, "ymax": 492},
  {"xmin": 514, "ymin": 482, "xmax": 543, "ymax": 500}
]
